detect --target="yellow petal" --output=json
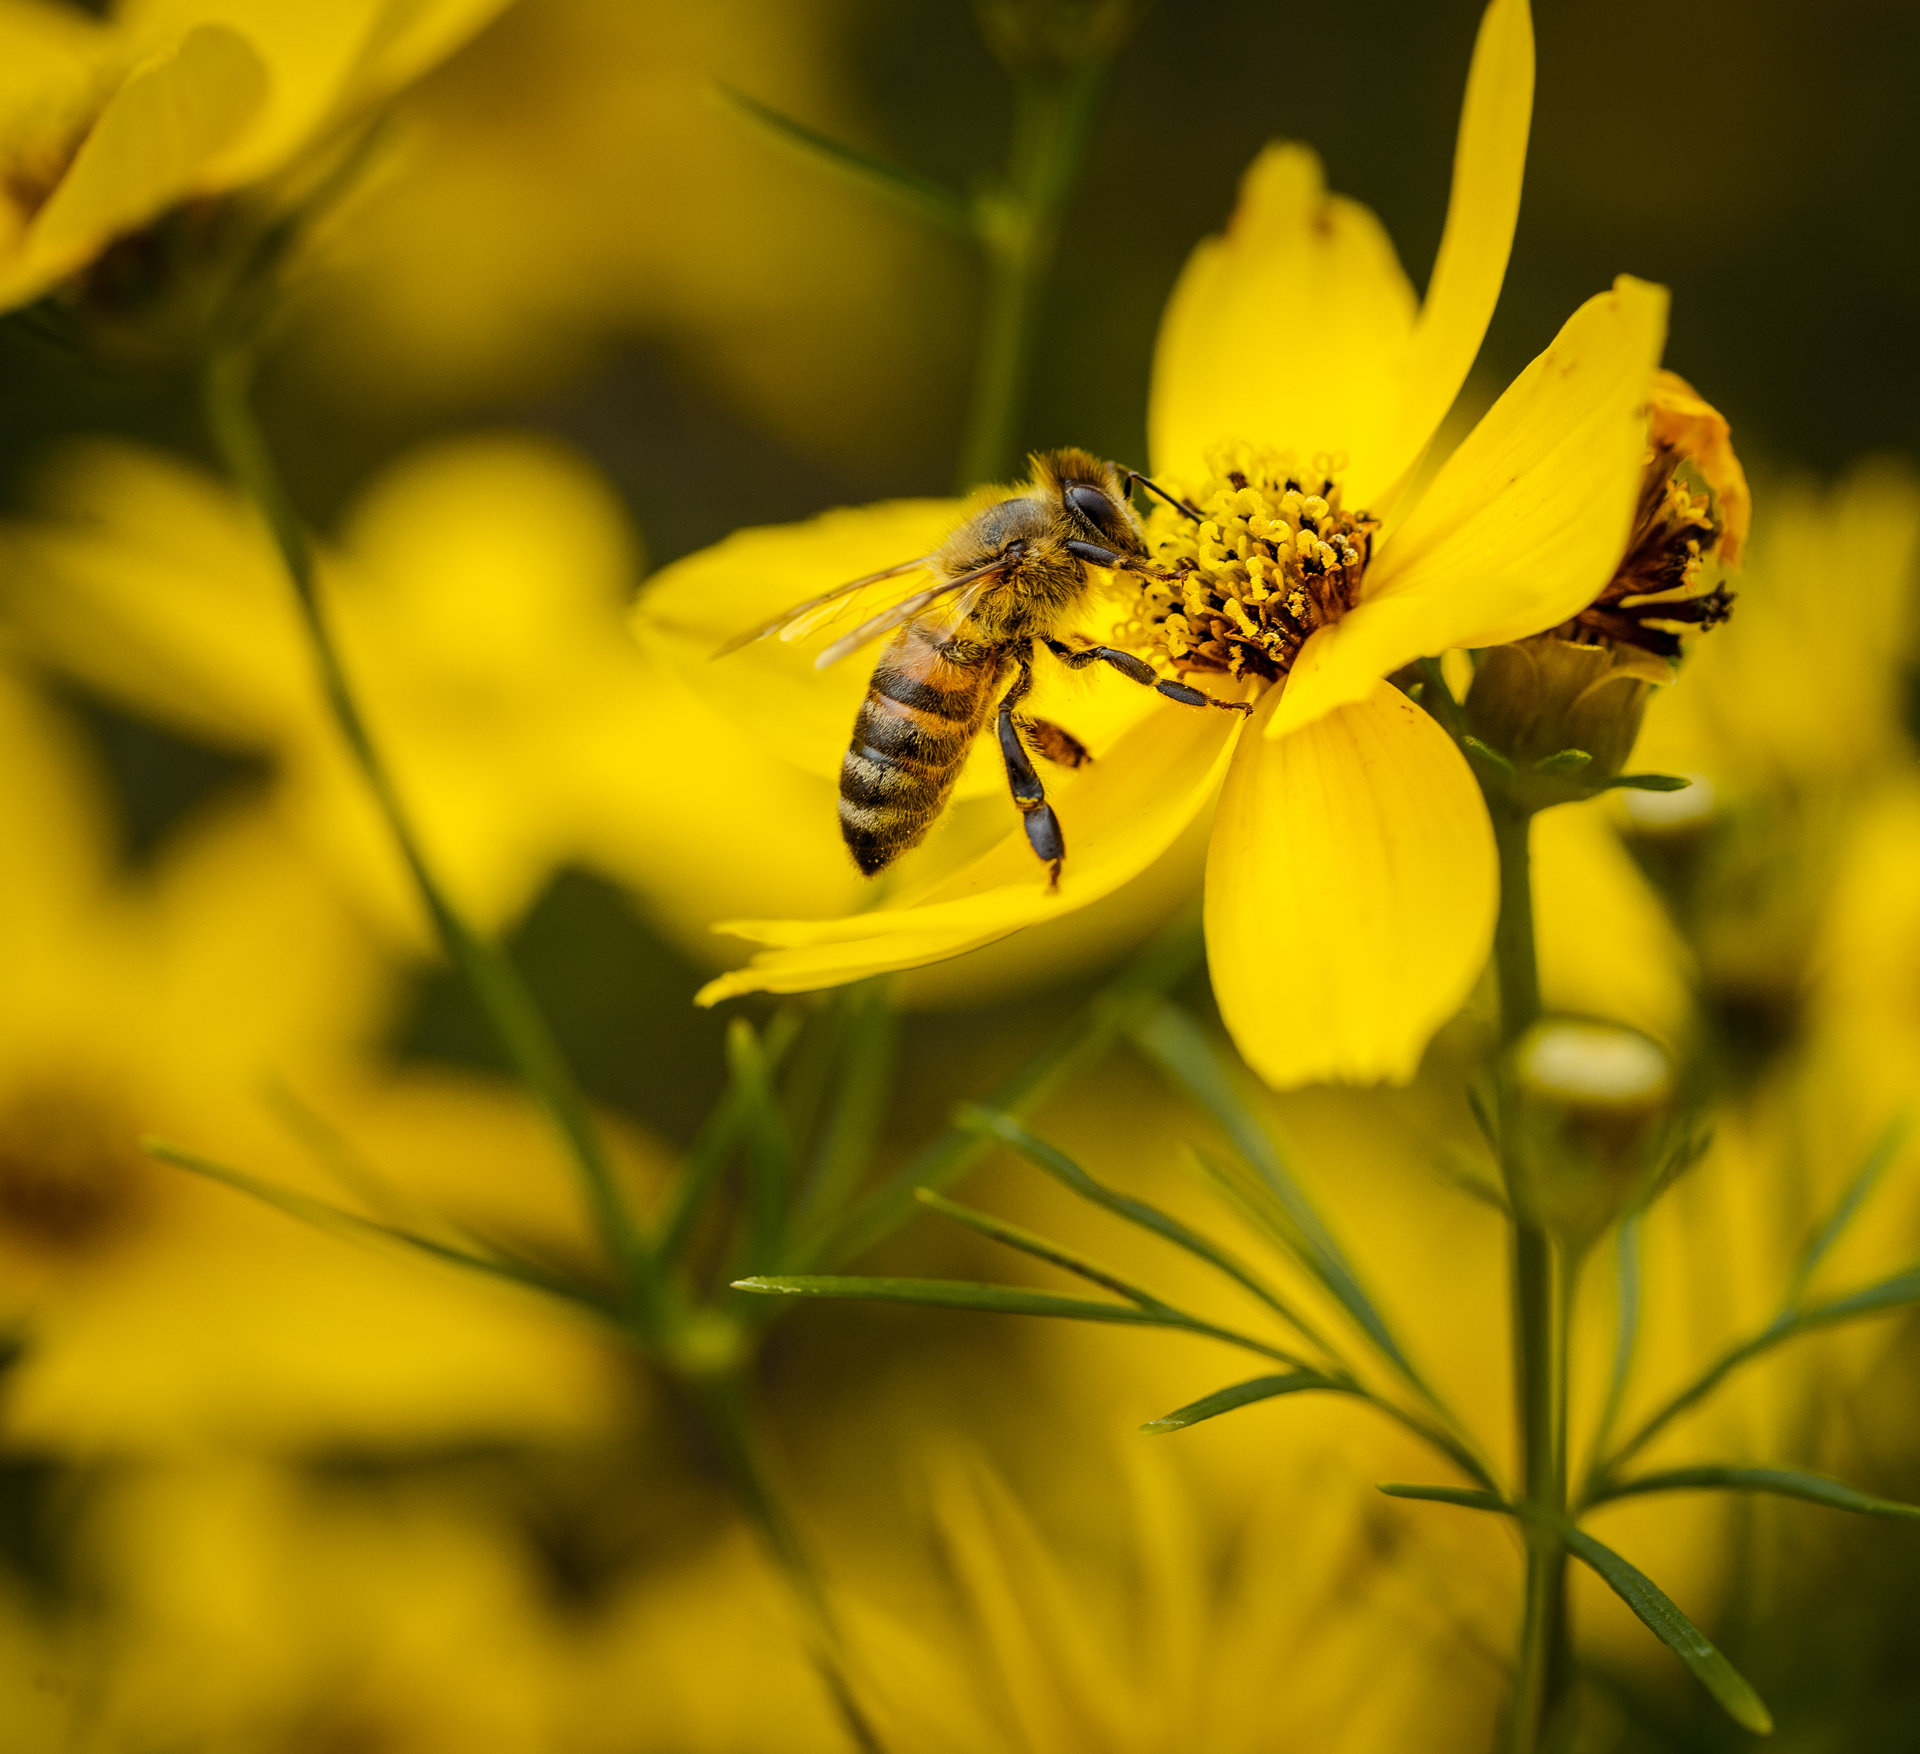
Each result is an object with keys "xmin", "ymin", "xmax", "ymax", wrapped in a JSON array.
[
  {"xmin": 1370, "ymin": 0, "xmax": 1534, "ymax": 507},
  {"xmin": 1648, "ymin": 368, "xmax": 1751, "ymax": 564},
  {"xmin": 20, "ymin": 23, "xmax": 265, "ymax": 280},
  {"xmin": 1207, "ymin": 680, "xmax": 1496, "ymax": 1086},
  {"xmin": 1148, "ymin": 144, "xmax": 1416, "ymax": 496},
  {"xmin": 697, "ymin": 699, "xmax": 1242, "ymax": 1001},
  {"xmin": 1272, "ymin": 275, "xmax": 1669, "ymax": 737},
  {"xmin": 117, "ymin": 0, "xmax": 380, "ymax": 183},
  {"xmin": 1148, "ymin": 0, "xmax": 1532, "ymax": 509},
  {"xmin": 634, "ymin": 498, "xmax": 964, "ymax": 789}
]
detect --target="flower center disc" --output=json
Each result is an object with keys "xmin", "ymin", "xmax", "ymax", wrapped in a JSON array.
[{"xmin": 1127, "ymin": 445, "xmax": 1376, "ymax": 684}]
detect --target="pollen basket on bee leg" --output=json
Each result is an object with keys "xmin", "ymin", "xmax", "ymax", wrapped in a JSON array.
[{"xmin": 1115, "ymin": 444, "xmax": 1376, "ymax": 690}]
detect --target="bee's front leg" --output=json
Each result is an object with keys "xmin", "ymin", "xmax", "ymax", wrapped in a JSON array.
[
  {"xmin": 1043, "ymin": 637, "xmax": 1253, "ymax": 715},
  {"xmin": 997, "ymin": 656, "xmax": 1065, "ymax": 888}
]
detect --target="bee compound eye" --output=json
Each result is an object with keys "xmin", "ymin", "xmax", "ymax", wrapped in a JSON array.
[{"xmin": 1064, "ymin": 482, "xmax": 1127, "ymax": 542}]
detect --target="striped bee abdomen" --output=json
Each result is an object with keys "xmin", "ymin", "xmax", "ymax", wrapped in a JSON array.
[{"xmin": 839, "ymin": 623, "xmax": 1001, "ymax": 876}]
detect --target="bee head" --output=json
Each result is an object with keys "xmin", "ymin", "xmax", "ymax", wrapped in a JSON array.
[{"xmin": 1033, "ymin": 448, "xmax": 1144, "ymax": 554}]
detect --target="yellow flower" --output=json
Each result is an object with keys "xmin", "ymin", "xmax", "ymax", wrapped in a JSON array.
[
  {"xmin": 840, "ymin": 1444, "xmax": 1507, "ymax": 1754},
  {"xmin": 282, "ymin": 0, "xmax": 958, "ymax": 470},
  {"xmin": 0, "ymin": 659, "xmax": 633, "ymax": 1453},
  {"xmin": 1632, "ymin": 460, "xmax": 1920, "ymax": 793},
  {"xmin": 0, "ymin": 434, "xmax": 867, "ymax": 949},
  {"xmin": 647, "ymin": 0, "xmax": 1671, "ymax": 1086},
  {"xmin": 0, "ymin": 0, "xmax": 510, "ymax": 311}
]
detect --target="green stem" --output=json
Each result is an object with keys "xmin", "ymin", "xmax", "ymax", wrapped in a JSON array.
[
  {"xmin": 1492, "ymin": 803, "xmax": 1540, "ymax": 1049},
  {"xmin": 1490, "ymin": 805, "xmax": 1572, "ymax": 1752},
  {"xmin": 201, "ymin": 345, "xmax": 648, "ymax": 1316},
  {"xmin": 953, "ymin": 55, "xmax": 1110, "ymax": 489},
  {"xmin": 682, "ymin": 1370, "xmax": 886, "ymax": 1753}
]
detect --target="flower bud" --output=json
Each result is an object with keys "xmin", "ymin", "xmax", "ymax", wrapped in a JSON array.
[
  {"xmin": 1463, "ymin": 636, "xmax": 1672, "ymax": 810},
  {"xmin": 1505, "ymin": 1019, "xmax": 1678, "ymax": 1248},
  {"xmin": 1460, "ymin": 374, "xmax": 1747, "ymax": 815}
]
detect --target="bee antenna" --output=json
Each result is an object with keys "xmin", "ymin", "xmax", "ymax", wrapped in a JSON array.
[{"xmin": 1125, "ymin": 470, "xmax": 1204, "ymax": 523}]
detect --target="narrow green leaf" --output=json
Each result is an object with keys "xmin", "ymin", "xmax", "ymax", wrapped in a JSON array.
[
  {"xmin": 915, "ymin": 1190, "xmax": 1304, "ymax": 1366},
  {"xmin": 730, "ymin": 1274, "xmax": 1196, "ymax": 1331},
  {"xmin": 1605, "ymin": 773, "xmax": 1691, "ymax": 793},
  {"xmin": 1131, "ymin": 1005, "xmax": 1420, "ymax": 1381},
  {"xmin": 714, "ymin": 84, "xmax": 974, "ymax": 237},
  {"xmin": 1605, "ymin": 1259, "xmax": 1920, "ymax": 1477},
  {"xmin": 915, "ymin": 1190, "xmax": 1169, "ymax": 1313},
  {"xmin": 1533, "ymin": 747, "xmax": 1593, "ymax": 775},
  {"xmin": 145, "ymin": 1138, "xmax": 614, "ymax": 1314},
  {"xmin": 1802, "ymin": 1264, "xmax": 1920, "ymax": 1325},
  {"xmin": 654, "ymin": 1085, "xmax": 746, "ymax": 1269},
  {"xmin": 1461, "ymin": 734, "xmax": 1516, "ymax": 777},
  {"xmin": 955, "ymin": 1105, "xmax": 1334, "ymax": 1353},
  {"xmin": 812, "ymin": 910, "xmax": 1203, "ymax": 1269},
  {"xmin": 1143, "ymin": 1371, "xmax": 1350, "ymax": 1433},
  {"xmin": 1584, "ymin": 1210, "xmax": 1643, "ymax": 1491},
  {"xmin": 1465, "ymin": 1084, "xmax": 1500, "ymax": 1155},
  {"xmin": 792, "ymin": 981, "xmax": 899, "ymax": 1246},
  {"xmin": 727, "ymin": 1017, "xmax": 795, "ymax": 1275},
  {"xmin": 1435, "ymin": 1148, "xmax": 1509, "ymax": 1214},
  {"xmin": 1376, "ymin": 1483, "xmax": 1514, "ymax": 1514},
  {"xmin": 263, "ymin": 1077, "xmax": 423, "ymax": 1228},
  {"xmin": 1595, "ymin": 1465, "xmax": 1920, "ymax": 1520},
  {"xmin": 1785, "ymin": 1116, "xmax": 1908, "ymax": 1306},
  {"xmin": 1559, "ymin": 1521, "xmax": 1773, "ymax": 1734}
]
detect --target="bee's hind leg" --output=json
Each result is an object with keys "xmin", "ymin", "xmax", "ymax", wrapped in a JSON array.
[
  {"xmin": 1014, "ymin": 715, "xmax": 1092, "ymax": 769},
  {"xmin": 1043, "ymin": 637, "xmax": 1253, "ymax": 714},
  {"xmin": 997, "ymin": 659, "xmax": 1066, "ymax": 888}
]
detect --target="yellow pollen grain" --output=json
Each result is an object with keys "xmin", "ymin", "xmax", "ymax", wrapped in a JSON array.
[{"xmin": 1117, "ymin": 444, "xmax": 1377, "ymax": 685}]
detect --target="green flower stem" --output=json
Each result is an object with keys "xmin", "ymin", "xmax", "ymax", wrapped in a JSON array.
[
  {"xmin": 1492, "ymin": 802, "xmax": 1540, "ymax": 1049},
  {"xmin": 1490, "ymin": 803, "xmax": 1573, "ymax": 1752},
  {"xmin": 679, "ymin": 1368, "xmax": 886, "ymax": 1753},
  {"xmin": 201, "ymin": 344, "xmax": 649, "ymax": 1315},
  {"xmin": 954, "ymin": 54, "xmax": 1110, "ymax": 489}
]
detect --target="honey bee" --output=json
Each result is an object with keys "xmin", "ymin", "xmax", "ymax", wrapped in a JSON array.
[{"xmin": 716, "ymin": 448, "xmax": 1249, "ymax": 885}]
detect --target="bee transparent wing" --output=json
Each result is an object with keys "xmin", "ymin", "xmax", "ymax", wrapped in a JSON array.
[
  {"xmin": 711, "ymin": 555, "xmax": 931, "ymax": 660},
  {"xmin": 813, "ymin": 555, "xmax": 1015, "ymax": 670},
  {"xmin": 923, "ymin": 571, "xmax": 1001, "ymax": 645}
]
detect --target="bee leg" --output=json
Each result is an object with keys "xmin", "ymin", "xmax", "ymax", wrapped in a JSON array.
[
  {"xmin": 1014, "ymin": 715, "xmax": 1092, "ymax": 768},
  {"xmin": 1042, "ymin": 637, "xmax": 1254, "ymax": 715},
  {"xmin": 997, "ymin": 661, "xmax": 1066, "ymax": 888},
  {"xmin": 1062, "ymin": 539, "xmax": 1178, "ymax": 583}
]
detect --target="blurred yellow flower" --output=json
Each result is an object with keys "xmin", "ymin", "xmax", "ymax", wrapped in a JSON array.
[
  {"xmin": 841, "ymin": 1444, "xmax": 1506, "ymax": 1754},
  {"xmin": 1621, "ymin": 461, "xmax": 1920, "ymax": 1062},
  {"xmin": 0, "ymin": 433, "xmax": 866, "ymax": 950},
  {"xmin": 0, "ymin": 660, "xmax": 634, "ymax": 1453},
  {"xmin": 1634, "ymin": 460, "xmax": 1919, "ymax": 793},
  {"xmin": 0, "ymin": 0, "xmax": 510, "ymax": 311},
  {"xmin": 657, "ymin": 0, "xmax": 1675, "ymax": 1088},
  {"xmin": 283, "ymin": 0, "xmax": 962, "ymax": 471}
]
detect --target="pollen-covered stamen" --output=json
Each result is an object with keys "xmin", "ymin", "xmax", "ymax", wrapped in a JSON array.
[
  {"xmin": 1119, "ymin": 445, "xmax": 1375, "ymax": 684},
  {"xmin": 1562, "ymin": 373, "xmax": 1747, "ymax": 661},
  {"xmin": 1563, "ymin": 445, "xmax": 1734, "ymax": 658}
]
